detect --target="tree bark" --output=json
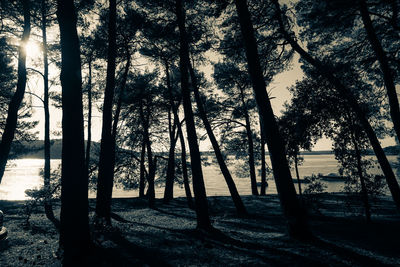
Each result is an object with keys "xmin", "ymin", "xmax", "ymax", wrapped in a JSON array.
[
  {"xmin": 41, "ymin": 0, "xmax": 58, "ymax": 228},
  {"xmin": 239, "ymin": 86, "xmax": 258, "ymax": 196},
  {"xmin": 176, "ymin": 0, "xmax": 212, "ymax": 230},
  {"xmin": 95, "ymin": 0, "xmax": 117, "ymax": 224},
  {"xmin": 235, "ymin": 0, "xmax": 308, "ymax": 237},
  {"xmin": 56, "ymin": 0, "xmax": 90, "ymax": 263},
  {"xmin": 359, "ymin": 0, "xmax": 400, "ymax": 143},
  {"xmin": 273, "ymin": 0, "xmax": 400, "ymax": 212},
  {"xmin": 0, "ymin": 0, "xmax": 30, "ymax": 183}
]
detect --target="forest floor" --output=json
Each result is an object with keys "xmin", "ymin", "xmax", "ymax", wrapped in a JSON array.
[{"xmin": 0, "ymin": 193, "xmax": 399, "ymax": 266}]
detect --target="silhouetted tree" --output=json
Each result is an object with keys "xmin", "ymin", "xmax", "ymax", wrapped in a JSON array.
[
  {"xmin": 96, "ymin": 0, "xmax": 117, "ymax": 224},
  {"xmin": 0, "ymin": 0, "xmax": 30, "ymax": 183},
  {"xmin": 176, "ymin": 0, "xmax": 212, "ymax": 230},
  {"xmin": 234, "ymin": 0, "xmax": 309, "ymax": 237},
  {"xmin": 56, "ymin": 0, "xmax": 90, "ymax": 263},
  {"xmin": 40, "ymin": 0, "xmax": 58, "ymax": 227},
  {"xmin": 273, "ymin": 0, "xmax": 400, "ymax": 212}
]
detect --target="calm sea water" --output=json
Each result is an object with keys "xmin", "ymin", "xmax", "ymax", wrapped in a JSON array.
[{"xmin": 0, "ymin": 154, "xmax": 398, "ymax": 200}]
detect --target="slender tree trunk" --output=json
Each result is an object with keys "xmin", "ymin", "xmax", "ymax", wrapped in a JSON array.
[
  {"xmin": 176, "ymin": 0, "xmax": 212, "ymax": 230},
  {"xmin": 235, "ymin": 0, "xmax": 308, "ymax": 237},
  {"xmin": 140, "ymin": 100, "xmax": 155, "ymax": 208},
  {"xmin": 349, "ymin": 122, "xmax": 371, "ymax": 222},
  {"xmin": 0, "ymin": 0, "xmax": 30, "ymax": 183},
  {"xmin": 273, "ymin": 0, "xmax": 400, "ymax": 212},
  {"xmin": 164, "ymin": 90, "xmax": 178, "ymax": 202},
  {"xmin": 41, "ymin": 0, "xmax": 58, "ymax": 228},
  {"xmin": 56, "ymin": 0, "xmax": 90, "ymax": 263},
  {"xmin": 105, "ymin": 47, "xmax": 131, "ymax": 203},
  {"xmin": 260, "ymin": 122, "xmax": 267, "ymax": 195},
  {"xmin": 139, "ymin": 140, "xmax": 146, "ymax": 198},
  {"xmin": 164, "ymin": 62, "xmax": 193, "ymax": 207},
  {"xmin": 85, "ymin": 58, "xmax": 92, "ymax": 176},
  {"xmin": 188, "ymin": 62, "xmax": 248, "ymax": 216},
  {"xmin": 95, "ymin": 0, "xmax": 117, "ymax": 224},
  {"xmin": 112, "ymin": 47, "xmax": 130, "ymax": 139},
  {"xmin": 294, "ymin": 155, "xmax": 302, "ymax": 197},
  {"xmin": 239, "ymin": 86, "xmax": 258, "ymax": 196},
  {"xmin": 178, "ymin": 121, "xmax": 194, "ymax": 209},
  {"xmin": 359, "ymin": 0, "xmax": 400, "ymax": 143}
]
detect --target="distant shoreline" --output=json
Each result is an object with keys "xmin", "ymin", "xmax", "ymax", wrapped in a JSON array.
[{"xmin": 11, "ymin": 139, "xmax": 399, "ymax": 159}]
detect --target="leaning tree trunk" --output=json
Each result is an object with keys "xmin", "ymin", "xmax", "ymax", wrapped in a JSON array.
[
  {"xmin": 56, "ymin": 0, "xmax": 90, "ymax": 263},
  {"xmin": 238, "ymin": 86, "xmax": 258, "ymax": 196},
  {"xmin": 95, "ymin": 0, "xmax": 117, "ymax": 224},
  {"xmin": 235, "ymin": 0, "xmax": 309, "ymax": 237},
  {"xmin": 0, "ymin": 0, "xmax": 30, "ymax": 183},
  {"xmin": 359, "ymin": 0, "xmax": 400, "ymax": 143},
  {"xmin": 188, "ymin": 62, "xmax": 248, "ymax": 216},
  {"xmin": 273, "ymin": 0, "xmax": 400, "ymax": 212},
  {"xmin": 41, "ymin": 0, "xmax": 58, "ymax": 228},
  {"xmin": 164, "ymin": 61, "xmax": 193, "ymax": 208},
  {"xmin": 176, "ymin": 0, "xmax": 212, "ymax": 230}
]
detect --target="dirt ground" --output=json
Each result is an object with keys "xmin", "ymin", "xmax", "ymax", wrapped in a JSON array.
[{"xmin": 0, "ymin": 194, "xmax": 399, "ymax": 266}]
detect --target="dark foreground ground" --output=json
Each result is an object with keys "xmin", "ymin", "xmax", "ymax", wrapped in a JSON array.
[{"xmin": 0, "ymin": 194, "xmax": 399, "ymax": 266}]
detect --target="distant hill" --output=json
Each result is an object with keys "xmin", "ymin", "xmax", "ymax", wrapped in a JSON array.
[{"xmin": 12, "ymin": 139, "xmax": 101, "ymax": 159}]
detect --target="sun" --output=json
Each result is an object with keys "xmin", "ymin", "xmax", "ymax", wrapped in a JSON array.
[{"xmin": 23, "ymin": 40, "xmax": 41, "ymax": 57}]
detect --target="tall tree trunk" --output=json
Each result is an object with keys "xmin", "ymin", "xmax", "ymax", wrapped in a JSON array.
[
  {"xmin": 163, "ymin": 80, "xmax": 178, "ymax": 202},
  {"xmin": 260, "ymin": 122, "xmax": 267, "ymax": 195},
  {"xmin": 0, "ymin": 0, "xmax": 30, "ymax": 183},
  {"xmin": 235, "ymin": 0, "xmax": 308, "ymax": 237},
  {"xmin": 273, "ymin": 0, "xmax": 400, "ymax": 212},
  {"xmin": 139, "ymin": 140, "xmax": 146, "ymax": 198},
  {"xmin": 41, "ymin": 0, "xmax": 58, "ymax": 228},
  {"xmin": 164, "ymin": 61, "xmax": 193, "ymax": 207},
  {"xmin": 359, "ymin": 0, "xmax": 400, "ymax": 143},
  {"xmin": 176, "ymin": 0, "xmax": 212, "ymax": 230},
  {"xmin": 178, "ymin": 120, "xmax": 194, "ymax": 209},
  {"xmin": 140, "ymin": 100, "xmax": 155, "ymax": 208},
  {"xmin": 188, "ymin": 62, "xmax": 248, "ymax": 216},
  {"xmin": 239, "ymin": 86, "xmax": 258, "ymax": 196},
  {"xmin": 95, "ymin": 0, "xmax": 117, "ymax": 224},
  {"xmin": 294, "ymin": 155, "xmax": 302, "ymax": 197},
  {"xmin": 85, "ymin": 57, "xmax": 92, "ymax": 177},
  {"xmin": 56, "ymin": 0, "xmax": 90, "ymax": 263}
]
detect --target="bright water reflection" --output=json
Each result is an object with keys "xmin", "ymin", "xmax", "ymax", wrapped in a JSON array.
[{"xmin": 0, "ymin": 155, "xmax": 398, "ymax": 200}]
